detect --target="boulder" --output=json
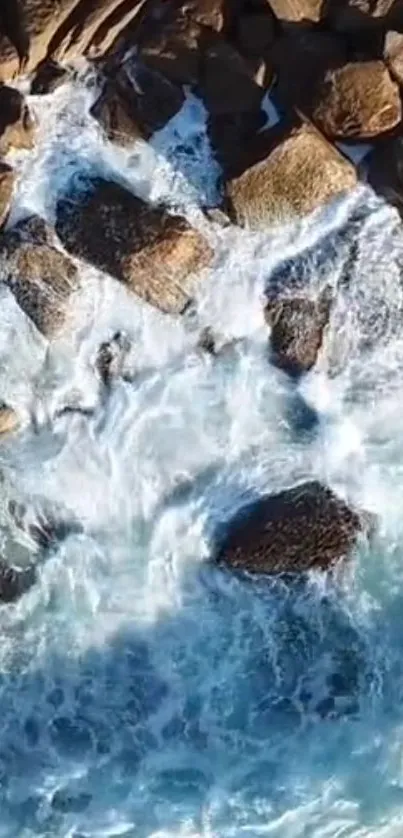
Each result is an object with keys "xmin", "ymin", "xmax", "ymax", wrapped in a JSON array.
[
  {"xmin": 55, "ymin": 178, "xmax": 212, "ymax": 314},
  {"xmin": 0, "ymin": 162, "xmax": 15, "ymax": 230},
  {"xmin": 0, "ymin": 215, "xmax": 79, "ymax": 337},
  {"xmin": 326, "ymin": 0, "xmax": 403, "ymax": 33},
  {"xmin": 311, "ymin": 61, "xmax": 401, "ymax": 140},
  {"xmin": 271, "ymin": 29, "xmax": 347, "ymax": 112},
  {"xmin": 226, "ymin": 121, "xmax": 357, "ymax": 228},
  {"xmin": 235, "ymin": 9, "xmax": 276, "ymax": 88},
  {"xmin": 138, "ymin": 12, "xmax": 203, "ymax": 86},
  {"xmin": 91, "ymin": 63, "xmax": 184, "ymax": 145},
  {"xmin": 215, "ymin": 481, "xmax": 370, "ymax": 574},
  {"xmin": 96, "ymin": 331, "xmax": 132, "ymax": 386},
  {"xmin": 367, "ymin": 135, "xmax": 403, "ymax": 215},
  {"xmin": 180, "ymin": 0, "xmax": 228, "ymax": 31},
  {"xmin": 267, "ymin": 0, "xmax": 324, "ymax": 23},
  {"xmin": 265, "ymin": 288, "xmax": 332, "ymax": 376},
  {"xmin": 198, "ymin": 37, "xmax": 264, "ymax": 114},
  {"xmin": 384, "ymin": 30, "xmax": 403, "ymax": 86},
  {"xmin": 30, "ymin": 58, "xmax": 70, "ymax": 95},
  {"xmin": 0, "ymin": 85, "xmax": 35, "ymax": 155},
  {"xmin": 207, "ymin": 107, "xmax": 267, "ymax": 177},
  {"xmin": 0, "ymin": 0, "xmax": 146, "ymax": 81},
  {"xmin": 0, "ymin": 404, "xmax": 20, "ymax": 435}
]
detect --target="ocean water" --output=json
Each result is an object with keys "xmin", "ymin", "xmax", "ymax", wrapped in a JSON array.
[{"xmin": 0, "ymin": 67, "xmax": 402, "ymax": 838}]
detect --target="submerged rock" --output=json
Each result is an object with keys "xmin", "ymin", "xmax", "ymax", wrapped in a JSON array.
[
  {"xmin": 216, "ymin": 481, "xmax": 371, "ymax": 574},
  {"xmin": 265, "ymin": 288, "xmax": 332, "ymax": 376},
  {"xmin": 0, "ymin": 561, "xmax": 36, "ymax": 603},
  {"xmin": 0, "ymin": 214, "xmax": 79, "ymax": 337},
  {"xmin": 226, "ymin": 121, "xmax": 357, "ymax": 228},
  {"xmin": 0, "ymin": 85, "xmax": 35, "ymax": 154},
  {"xmin": 96, "ymin": 331, "xmax": 132, "ymax": 386},
  {"xmin": 56, "ymin": 178, "xmax": 212, "ymax": 315}
]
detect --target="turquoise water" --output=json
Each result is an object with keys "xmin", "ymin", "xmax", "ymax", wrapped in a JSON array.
[{"xmin": 0, "ymin": 70, "xmax": 402, "ymax": 837}]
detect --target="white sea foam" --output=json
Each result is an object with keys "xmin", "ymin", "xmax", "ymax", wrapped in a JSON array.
[{"xmin": 0, "ymin": 72, "xmax": 401, "ymax": 838}]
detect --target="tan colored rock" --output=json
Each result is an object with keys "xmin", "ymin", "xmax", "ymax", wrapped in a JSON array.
[
  {"xmin": 55, "ymin": 178, "xmax": 213, "ymax": 315},
  {"xmin": 52, "ymin": 0, "xmax": 145, "ymax": 63},
  {"xmin": 0, "ymin": 0, "xmax": 146, "ymax": 81},
  {"xmin": 91, "ymin": 63, "xmax": 184, "ymax": 145},
  {"xmin": 384, "ymin": 30, "xmax": 403, "ymax": 86},
  {"xmin": 0, "ymin": 215, "xmax": 79, "ymax": 337},
  {"xmin": 311, "ymin": 61, "xmax": 401, "ymax": 140},
  {"xmin": 0, "ymin": 404, "xmax": 19, "ymax": 435},
  {"xmin": 0, "ymin": 162, "xmax": 15, "ymax": 230},
  {"xmin": 226, "ymin": 121, "xmax": 357, "ymax": 229},
  {"xmin": 267, "ymin": 0, "xmax": 324, "ymax": 23},
  {"xmin": 0, "ymin": 85, "xmax": 35, "ymax": 154},
  {"xmin": 216, "ymin": 481, "xmax": 371, "ymax": 575}
]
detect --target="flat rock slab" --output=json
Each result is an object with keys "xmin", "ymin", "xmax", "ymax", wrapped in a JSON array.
[
  {"xmin": 311, "ymin": 61, "xmax": 401, "ymax": 140},
  {"xmin": 216, "ymin": 480, "xmax": 370, "ymax": 575},
  {"xmin": 0, "ymin": 215, "xmax": 79, "ymax": 337},
  {"xmin": 56, "ymin": 178, "xmax": 213, "ymax": 315},
  {"xmin": 226, "ymin": 121, "xmax": 357, "ymax": 228}
]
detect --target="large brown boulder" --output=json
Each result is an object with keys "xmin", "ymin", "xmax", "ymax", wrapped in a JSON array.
[
  {"xmin": 0, "ymin": 85, "xmax": 35, "ymax": 154},
  {"xmin": 311, "ymin": 61, "xmax": 401, "ymax": 140},
  {"xmin": 0, "ymin": 0, "xmax": 145, "ymax": 81},
  {"xmin": 0, "ymin": 162, "xmax": 15, "ymax": 230},
  {"xmin": 265, "ymin": 288, "xmax": 332, "ymax": 376},
  {"xmin": 137, "ymin": 11, "xmax": 203, "ymax": 87},
  {"xmin": 56, "ymin": 178, "xmax": 213, "ymax": 314},
  {"xmin": 91, "ymin": 63, "xmax": 184, "ymax": 145},
  {"xmin": 216, "ymin": 481, "xmax": 371, "ymax": 575},
  {"xmin": 226, "ymin": 121, "xmax": 357, "ymax": 228},
  {"xmin": 267, "ymin": 0, "xmax": 324, "ymax": 23},
  {"xmin": 366, "ymin": 135, "xmax": 403, "ymax": 215},
  {"xmin": 384, "ymin": 30, "xmax": 403, "ymax": 86},
  {"xmin": 271, "ymin": 29, "xmax": 347, "ymax": 113},
  {"xmin": 0, "ymin": 215, "xmax": 79, "ymax": 337}
]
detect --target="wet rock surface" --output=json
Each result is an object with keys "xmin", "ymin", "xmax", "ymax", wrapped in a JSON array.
[
  {"xmin": 265, "ymin": 288, "xmax": 333, "ymax": 376},
  {"xmin": 226, "ymin": 121, "xmax": 357, "ymax": 228},
  {"xmin": 0, "ymin": 214, "xmax": 79, "ymax": 337},
  {"xmin": 216, "ymin": 481, "xmax": 371, "ymax": 575},
  {"xmin": 0, "ymin": 162, "xmax": 15, "ymax": 230},
  {"xmin": 56, "ymin": 178, "xmax": 212, "ymax": 315},
  {"xmin": 0, "ymin": 85, "xmax": 35, "ymax": 155}
]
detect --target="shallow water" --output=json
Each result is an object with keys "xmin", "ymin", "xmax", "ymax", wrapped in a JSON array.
[{"xmin": 0, "ymin": 68, "xmax": 402, "ymax": 837}]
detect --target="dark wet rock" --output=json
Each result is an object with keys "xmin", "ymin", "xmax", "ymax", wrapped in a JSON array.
[
  {"xmin": 326, "ymin": 0, "xmax": 403, "ymax": 33},
  {"xmin": 56, "ymin": 178, "xmax": 212, "ymax": 315},
  {"xmin": 0, "ymin": 214, "xmax": 79, "ymax": 337},
  {"xmin": 0, "ymin": 85, "xmax": 35, "ymax": 155},
  {"xmin": 96, "ymin": 331, "xmax": 132, "ymax": 386},
  {"xmin": 311, "ymin": 61, "xmax": 401, "ymax": 140},
  {"xmin": 215, "ymin": 480, "xmax": 371, "ymax": 574},
  {"xmin": 226, "ymin": 120, "xmax": 357, "ymax": 228},
  {"xmin": 265, "ymin": 287, "xmax": 332, "ymax": 376},
  {"xmin": 367, "ymin": 135, "xmax": 403, "ymax": 215},
  {"xmin": 198, "ymin": 37, "xmax": 264, "ymax": 115},
  {"xmin": 236, "ymin": 9, "xmax": 276, "ymax": 60},
  {"xmin": 0, "ymin": 560, "xmax": 36, "ymax": 603},
  {"xmin": 138, "ymin": 10, "xmax": 203, "ymax": 87},
  {"xmin": 0, "ymin": 161, "xmax": 15, "ymax": 230},
  {"xmin": 91, "ymin": 62, "xmax": 184, "ymax": 145},
  {"xmin": 30, "ymin": 58, "xmax": 70, "ymax": 95},
  {"xmin": 207, "ymin": 107, "xmax": 266, "ymax": 177},
  {"xmin": 271, "ymin": 29, "xmax": 347, "ymax": 113}
]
